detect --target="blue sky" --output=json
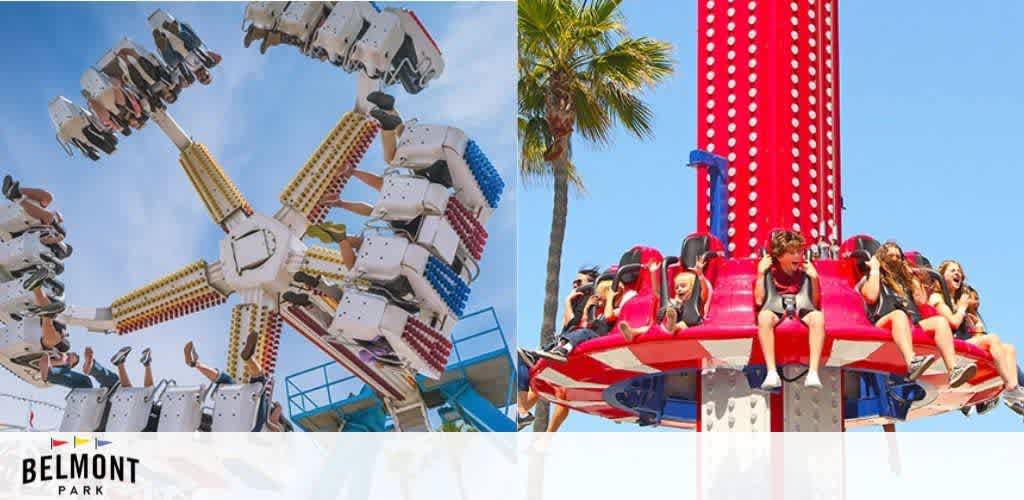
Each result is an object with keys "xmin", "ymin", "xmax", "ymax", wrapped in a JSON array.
[
  {"xmin": 0, "ymin": 1, "xmax": 515, "ymax": 429},
  {"xmin": 518, "ymin": 1, "xmax": 1024, "ymax": 431}
]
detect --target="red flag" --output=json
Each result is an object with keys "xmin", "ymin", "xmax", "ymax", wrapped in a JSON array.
[
  {"xmin": 50, "ymin": 438, "xmax": 67, "ymax": 449},
  {"xmin": 28, "ymin": 410, "xmax": 35, "ymax": 429}
]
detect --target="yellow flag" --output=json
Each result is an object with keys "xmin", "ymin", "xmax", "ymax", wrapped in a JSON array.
[{"xmin": 74, "ymin": 436, "xmax": 91, "ymax": 447}]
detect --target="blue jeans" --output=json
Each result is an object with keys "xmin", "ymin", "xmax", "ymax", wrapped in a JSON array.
[
  {"xmin": 561, "ymin": 328, "xmax": 601, "ymax": 348},
  {"xmin": 89, "ymin": 361, "xmax": 120, "ymax": 390},
  {"xmin": 518, "ymin": 358, "xmax": 530, "ymax": 392},
  {"xmin": 47, "ymin": 366, "xmax": 93, "ymax": 389}
]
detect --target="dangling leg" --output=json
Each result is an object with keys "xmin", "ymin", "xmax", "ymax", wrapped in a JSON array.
[
  {"xmin": 351, "ymin": 170, "xmax": 384, "ymax": 191},
  {"xmin": 111, "ymin": 346, "xmax": 133, "ymax": 388},
  {"xmin": 367, "ymin": 91, "xmax": 403, "ymax": 163},
  {"xmin": 546, "ymin": 403, "xmax": 569, "ymax": 433},
  {"xmin": 339, "ymin": 236, "xmax": 362, "ymax": 269},
  {"xmin": 803, "ymin": 310, "xmax": 826, "ymax": 388},
  {"xmin": 756, "ymin": 310, "xmax": 781, "ymax": 389},
  {"xmin": 140, "ymin": 348, "xmax": 154, "ymax": 388}
]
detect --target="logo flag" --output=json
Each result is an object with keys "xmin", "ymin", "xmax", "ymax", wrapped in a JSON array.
[
  {"xmin": 74, "ymin": 436, "xmax": 91, "ymax": 447},
  {"xmin": 50, "ymin": 438, "xmax": 67, "ymax": 449},
  {"xmin": 96, "ymin": 439, "xmax": 113, "ymax": 448}
]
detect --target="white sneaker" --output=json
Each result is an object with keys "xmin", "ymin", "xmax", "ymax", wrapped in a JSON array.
[
  {"xmin": 805, "ymin": 370, "xmax": 822, "ymax": 388},
  {"xmin": 1003, "ymin": 386, "xmax": 1024, "ymax": 404},
  {"xmin": 761, "ymin": 370, "xmax": 782, "ymax": 390}
]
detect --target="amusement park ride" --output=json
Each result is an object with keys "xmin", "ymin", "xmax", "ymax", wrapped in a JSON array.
[
  {"xmin": 1, "ymin": 2, "xmax": 511, "ymax": 432},
  {"xmin": 527, "ymin": 0, "xmax": 1021, "ymax": 431}
]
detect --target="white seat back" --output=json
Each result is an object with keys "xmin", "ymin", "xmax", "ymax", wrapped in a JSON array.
[
  {"xmin": 277, "ymin": 2, "xmax": 325, "ymax": 42},
  {"xmin": 157, "ymin": 385, "xmax": 205, "ymax": 432},
  {"xmin": 210, "ymin": 383, "xmax": 265, "ymax": 432},
  {"xmin": 353, "ymin": 9, "xmax": 404, "ymax": 77},
  {"xmin": 60, "ymin": 388, "xmax": 109, "ymax": 432},
  {"xmin": 311, "ymin": 2, "xmax": 375, "ymax": 65},
  {"xmin": 0, "ymin": 200, "xmax": 47, "ymax": 237},
  {"xmin": 372, "ymin": 175, "xmax": 448, "ymax": 221},
  {"xmin": 244, "ymin": 2, "xmax": 285, "ymax": 31},
  {"xmin": 414, "ymin": 215, "xmax": 459, "ymax": 266},
  {"xmin": 0, "ymin": 275, "xmax": 43, "ymax": 317},
  {"xmin": 105, "ymin": 387, "xmax": 156, "ymax": 432},
  {"xmin": 330, "ymin": 288, "xmax": 409, "ymax": 342},
  {"xmin": 0, "ymin": 232, "xmax": 56, "ymax": 274},
  {"xmin": 394, "ymin": 9, "xmax": 445, "ymax": 87},
  {"xmin": 352, "ymin": 234, "xmax": 412, "ymax": 280}
]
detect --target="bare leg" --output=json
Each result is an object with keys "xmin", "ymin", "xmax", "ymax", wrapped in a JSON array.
[
  {"xmin": 19, "ymin": 200, "xmax": 56, "ymax": 225},
  {"xmin": 193, "ymin": 362, "xmax": 221, "ymax": 383},
  {"xmin": 351, "ymin": 170, "xmax": 384, "ymax": 191},
  {"xmin": 547, "ymin": 403, "xmax": 569, "ymax": 432},
  {"xmin": 920, "ymin": 316, "xmax": 957, "ymax": 373},
  {"xmin": 969, "ymin": 335, "xmax": 1017, "ymax": 389},
  {"xmin": 244, "ymin": 358, "xmax": 264, "ymax": 380},
  {"xmin": 18, "ymin": 187, "xmax": 53, "ymax": 207},
  {"xmin": 116, "ymin": 363, "xmax": 133, "ymax": 388},
  {"xmin": 38, "ymin": 353, "xmax": 51, "ymax": 381},
  {"xmin": 518, "ymin": 389, "xmax": 539, "ymax": 417},
  {"xmin": 339, "ymin": 236, "xmax": 362, "ymax": 269},
  {"xmin": 1004, "ymin": 343, "xmax": 1020, "ymax": 388},
  {"xmin": 756, "ymin": 310, "xmax": 780, "ymax": 374},
  {"xmin": 143, "ymin": 363, "xmax": 154, "ymax": 388},
  {"xmin": 40, "ymin": 318, "xmax": 63, "ymax": 350},
  {"xmin": 380, "ymin": 124, "xmax": 405, "ymax": 164},
  {"xmin": 804, "ymin": 311, "xmax": 826, "ymax": 374},
  {"xmin": 336, "ymin": 200, "xmax": 374, "ymax": 217},
  {"xmin": 877, "ymin": 310, "xmax": 915, "ymax": 364}
]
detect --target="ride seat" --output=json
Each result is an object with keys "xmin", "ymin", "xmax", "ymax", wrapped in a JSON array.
[
  {"xmin": 209, "ymin": 382, "xmax": 266, "ymax": 432},
  {"xmin": 373, "ymin": 175, "xmax": 461, "ymax": 265},
  {"xmin": 353, "ymin": 8, "xmax": 405, "ymax": 79},
  {"xmin": 310, "ymin": 2, "xmax": 376, "ymax": 67},
  {"xmin": 614, "ymin": 246, "xmax": 663, "ymax": 333},
  {"xmin": 60, "ymin": 387, "xmax": 112, "ymax": 432},
  {"xmin": 391, "ymin": 124, "xmax": 504, "ymax": 223},
  {"xmin": 0, "ymin": 199, "xmax": 53, "ymax": 239},
  {"xmin": 156, "ymin": 384, "xmax": 205, "ymax": 431},
  {"xmin": 330, "ymin": 287, "xmax": 452, "ymax": 378},
  {"xmin": 0, "ymin": 319, "xmax": 49, "ymax": 387},
  {"xmin": 352, "ymin": 233, "xmax": 470, "ymax": 318},
  {"xmin": 0, "ymin": 231, "xmax": 60, "ymax": 275},
  {"xmin": 105, "ymin": 380, "xmax": 171, "ymax": 432},
  {"xmin": 243, "ymin": 2, "xmax": 285, "ymax": 32},
  {"xmin": 276, "ymin": 2, "xmax": 330, "ymax": 48}
]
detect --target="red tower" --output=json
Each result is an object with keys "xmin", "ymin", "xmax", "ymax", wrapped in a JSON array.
[{"xmin": 696, "ymin": 0, "xmax": 842, "ymax": 256}]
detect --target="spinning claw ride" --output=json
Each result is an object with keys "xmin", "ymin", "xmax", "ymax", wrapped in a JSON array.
[
  {"xmin": 527, "ymin": 0, "xmax": 1012, "ymax": 431},
  {"xmin": 3, "ymin": 2, "xmax": 509, "ymax": 432}
]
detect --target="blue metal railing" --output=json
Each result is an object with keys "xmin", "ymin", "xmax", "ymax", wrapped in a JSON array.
[{"xmin": 285, "ymin": 307, "xmax": 514, "ymax": 421}]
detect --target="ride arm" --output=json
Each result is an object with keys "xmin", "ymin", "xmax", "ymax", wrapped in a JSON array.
[{"xmin": 107, "ymin": 259, "xmax": 230, "ymax": 334}]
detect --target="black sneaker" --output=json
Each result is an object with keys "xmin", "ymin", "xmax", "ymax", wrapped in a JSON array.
[
  {"xmin": 44, "ymin": 277, "xmax": 65, "ymax": 297},
  {"xmin": 976, "ymin": 399, "xmax": 999, "ymax": 416},
  {"xmin": 518, "ymin": 348, "xmax": 537, "ymax": 369},
  {"xmin": 241, "ymin": 331, "xmax": 259, "ymax": 362},
  {"xmin": 140, "ymin": 348, "xmax": 152, "ymax": 366},
  {"xmin": 366, "ymin": 91, "xmax": 395, "ymax": 111},
  {"xmin": 282, "ymin": 291, "xmax": 311, "ymax": 307},
  {"xmin": 22, "ymin": 267, "xmax": 54, "ymax": 291},
  {"xmin": 1005, "ymin": 399, "xmax": 1024, "ymax": 418},
  {"xmin": 30, "ymin": 301, "xmax": 66, "ymax": 318},
  {"xmin": 110, "ymin": 346, "xmax": 132, "ymax": 366},
  {"xmin": 960, "ymin": 406, "xmax": 973, "ymax": 417},
  {"xmin": 532, "ymin": 346, "xmax": 569, "ymax": 363},
  {"xmin": 3, "ymin": 175, "xmax": 19, "ymax": 200},
  {"xmin": 517, "ymin": 412, "xmax": 535, "ymax": 431},
  {"xmin": 39, "ymin": 254, "xmax": 64, "ymax": 275},
  {"xmin": 370, "ymin": 108, "xmax": 402, "ymax": 131},
  {"xmin": 293, "ymin": 271, "xmax": 320, "ymax": 289},
  {"xmin": 907, "ymin": 354, "xmax": 937, "ymax": 381}
]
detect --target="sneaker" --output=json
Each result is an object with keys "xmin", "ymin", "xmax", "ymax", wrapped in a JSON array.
[
  {"xmin": 517, "ymin": 412, "xmax": 535, "ymax": 431},
  {"xmin": 761, "ymin": 370, "xmax": 782, "ymax": 390},
  {"xmin": 948, "ymin": 363, "xmax": 977, "ymax": 388},
  {"xmin": 139, "ymin": 348, "xmax": 152, "ymax": 367},
  {"xmin": 960, "ymin": 406, "xmax": 973, "ymax": 417},
  {"xmin": 366, "ymin": 91, "xmax": 395, "ymax": 111},
  {"xmin": 241, "ymin": 331, "xmax": 259, "ymax": 362},
  {"xmin": 804, "ymin": 370, "xmax": 822, "ymax": 389},
  {"xmin": 619, "ymin": 322, "xmax": 638, "ymax": 342},
  {"xmin": 906, "ymin": 354, "xmax": 937, "ymax": 381},
  {"xmin": 1002, "ymin": 386, "xmax": 1024, "ymax": 404},
  {"xmin": 22, "ymin": 267, "xmax": 54, "ymax": 291},
  {"xmin": 1005, "ymin": 399, "xmax": 1024, "ymax": 418},
  {"xmin": 243, "ymin": 27, "xmax": 259, "ymax": 48},
  {"xmin": 292, "ymin": 271, "xmax": 321, "ymax": 289},
  {"xmin": 370, "ymin": 108, "xmax": 402, "ymax": 131},
  {"xmin": 110, "ymin": 346, "xmax": 132, "ymax": 366},
  {"xmin": 44, "ymin": 278, "xmax": 65, "ymax": 298},
  {"xmin": 976, "ymin": 399, "xmax": 999, "ymax": 416},
  {"xmin": 184, "ymin": 341, "xmax": 198, "ymax": 367},
  {"xmin": 532, "ymin": 346, "xmax": 569, "ymax": 363},
  {"xmin": 3, "ymin": 175, "xmax": 19, "ymax": 200},
  {"xmin": 517, "ymin": 348, "xmax": 537, "ymax": 369},
  {"xmin": 282, "ymin": 291, "xmax": 311, "ymax": 307},
  {"xmin": 30, "ymin": 301, "xmax": 66, "ymax": 318}
]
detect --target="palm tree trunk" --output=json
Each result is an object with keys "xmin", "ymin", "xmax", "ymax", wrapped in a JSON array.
[{"xmin": 533, "ymin": 147, "xmax": 570, "ymax": 432}]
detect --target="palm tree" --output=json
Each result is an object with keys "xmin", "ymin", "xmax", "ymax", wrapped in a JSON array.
[{"xmin": 518, "ymin": 0, "xmax": 673, "ymax": 430}]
